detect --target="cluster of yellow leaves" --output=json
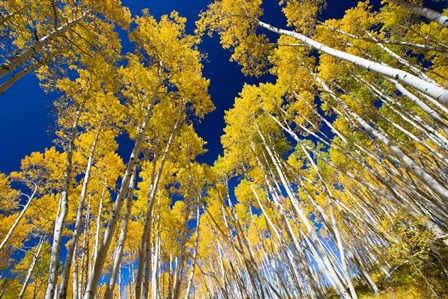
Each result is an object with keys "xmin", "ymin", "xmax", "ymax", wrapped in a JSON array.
[{"xmin": 281, "ymin": 0, "xmax": 325, "ymax": 34}]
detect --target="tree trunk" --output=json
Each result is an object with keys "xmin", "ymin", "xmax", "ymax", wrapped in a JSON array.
[
  {"xmin": 315, "ymin": 75, "xmax": 448, "ymax": 202},
  {"xmin": 257, "ymin": 127, "xmax": 352, "ymax": 298},
  {"xmin": 0, "ymin": 11, "xmax": 88, "ymax": 79},
  {"xmin": 0, "ymin": 183, "xmax": 37, "ymax": 251},
  {"xmin": 18, "ymin": 235, "xmax": 45, "ymax": 299},
  {"xmin": 91, "ymin": 186, "xmax": 106, "ymax": 273},
  {"xmin": 104, "ymin": 164, "xmax": 137, "ymax": 298},
  {"xmin": 135, "ymin": 121, "xmax": 178, "ymax": 299},
  {"xmin": 185, "ymin": 208, "xmax": 200, "ymax": 299},
  {"xmin": 257, "ymin": 21, "xmax": 448, "ymax": 106},
  {"xmin": 72, "ymin": 245, "xmax": 79, "ymax": 299},
  {"xmin": 388, "ymin": 0, "xmax": 448, "ymax": 27},
  {"xmin": 59, "ymin": 125, "xmax": 100, "ymax": 299},
  {"xmin": 45, "ymin": 107, "xmax": 82, "ymax": 299},
  {"xmin": 0, "ymin": 48, "xmax": 62, "ymax": 94},
  {"xmin": 83, "ymin": 81, "xmax": 161, "ymax": 298}
]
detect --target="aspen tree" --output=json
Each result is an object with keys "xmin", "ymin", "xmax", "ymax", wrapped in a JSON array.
[
  {"xmin": 199, "ymin": 0, "xmax": 448, "ymax": 104},
  {"xmin": 0, "ymin": 0, "xmax": 131, "ymax": 92}
]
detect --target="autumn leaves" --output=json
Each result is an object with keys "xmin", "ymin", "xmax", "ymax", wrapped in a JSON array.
[
  {"xmin": 1, "ymin": 0, "xmax": 448, "ymax": 298},
  {"xmin": 199, "ymin": 0, "xmax": 448, "ymax": 297}
]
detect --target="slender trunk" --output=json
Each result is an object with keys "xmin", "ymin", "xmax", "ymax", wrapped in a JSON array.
[
  {"xmin": 53, "ymin": 285, "xmax": 58, "ymax": 299},
  {"xmin": 354, "ymin": 251, "xmax": 379, "ymax": 293},
  {"xmin": 257, "ymin": 21, "xmax": 448, "ymax": 105},
  {"xmin": 83, "ymin": 80, "xmax": 161, "ymax": 299},
  {"xmin": 79, "ymin": 224, "xmax": 88, "ymax": 299},
  {"xmin": 0, "ymin": 4, "xmax": 29, "ymax": 27},
  {"xmin": 167, "ymin": 254, "xmax": 173, "ymax": 299},
  {"xmin": 386, "ymin": 78, "xmax": 448, "ymax": 135},
  {"xmin": 172, "ymin": 257, "xmax": 179, "ymax": 299},
  {"xmin": 0, "ymin": 183, "xmax": 37, "ymax": 251},
  {"xmin": 45, "ymin": 107, "xmax": 82, "ymax": 299},
  {"xmin": 318, "ymin": 21, "xmax": 447, "ymax": 52},
  {"xmin": 59, "ymin": 125, "xmax": 101, "ymax": 299},
  {"xmin": 257, "ymin": 127, "xmax": 352, "ymax": 298},
  {"xmin": 0, "ymin": 48, "xmax": 62, "ymax": 94},
  {"xmin": 18, "ymin": 235, "xmax": 45, "ymax": 299},
  {"xmin": 150, "ymin": 226, "xmax": 160, "ymax": 299},
  {"xmin": 118, "ymin": 265, "xmax": 122, "ymax": 299},
  {"xmin": 129, "ymin": 262, "xmax": 135, "ymax": 299},
  {"xmin": 91, "ymin": 186, "xmax": 106, "ymax": 273},
  {"xmin": 72, "ymin": 245, "xmax": 79, "ymax": 299},
  {"xmin": 295, "ymin": 140, "xmax": 357, "ymax": 298},
  {"xmin": 316, "ymin": 75, "xmax": 448, "ymax": 201},
  {"xmin": 251, "ymin": 165, "xmax": 320, "ymax": 298},
  {"xmin": 185, "ymin": 208, "xmax": 201, "ymax": 299},
  {"xmin": 135, "ymin": 121, "xmax": 178, "ymax": 299},
  {"xmin": 358, "ymin": 76, "xmax": 448, "ymax": 148},
  {"xmin": 365, "ymin": 31, "xmax": 437, "ymax": 85},
  {"xmin": 388, "ymin": 0, "xmax": 448, "ymax": 27},
  {"xmin": 0, "ymin": 11, "xmax": 88, "ymax": 79},
  {"xmin": 104, "ymin": 164, "xmax": 137, "ymax": 298},
  {"xmin": 142, "ymin": 210, "xmax": 153, "ymax": 299}
]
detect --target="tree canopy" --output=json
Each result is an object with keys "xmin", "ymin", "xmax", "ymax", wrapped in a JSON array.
[{"xmin": 0, "ymin": 0, "xmax": 448, "ymax": 298}]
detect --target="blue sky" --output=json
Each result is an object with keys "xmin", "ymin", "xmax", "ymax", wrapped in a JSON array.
[{"xmin": 1, "ymin": 0, "xmax": 445, "ymax": 173}]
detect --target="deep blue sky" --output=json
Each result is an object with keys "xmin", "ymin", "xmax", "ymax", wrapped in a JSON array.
[{"xmin": 0, "ymin": 0, "xmax": 446, "ymax": 173}]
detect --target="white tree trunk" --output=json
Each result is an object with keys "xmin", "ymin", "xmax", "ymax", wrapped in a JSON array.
[
  {"xmin": 135, "ymin": 121, "xmax": 178, "ymax": 299},
  {"xmin": 0, "ymin": 48, "xmax": 62, "ymax": 94},
  {"xmin": 258, "ymin": 21, "xmax": 448, "ymax": 106},
  {"xmin": 0, "ymin": 183, "xmax": 37, "ymax": 251},
  {"xmin": 59, "ymin": 125, "xmax": 100, "ymax": 299},
  {"xmin": 83, "ymin": 81, "xmax": 161, "ymax": 299},
  {"xmin": 45, "ymin": 107, "xmax": 82, "ymax": 299},
  {"xmin": 91, "ymin": 186, "xmax": 106, "ymax": 273},
  {"xmin": 150, "ymin": 228, "xmax": 160, "ymax": 299},
  {"xmin": 388, "ymin": 0, "xmax": 448, "ymax": 27},
  {"xmin": 104, "ymin": 165, "xmax": 137, "ymax": 298},
  {"xmin": 257, "ymin": 127, "xmax": 352, "ymax": 299},
  {"xmin": 385, "ymin": 78, "xmax": 448, "ymax": 135},
  {"xmin": 72, "ymin": 245, "xmax": 79, "ymax": 299},
  {"xmin": 315, "ymin": 75, "xmax": 448, "ymax": 201},
  {"xmin": 0, "ymin": 11, "xmax": 88, "ymax": 79},
  {"xmin": 18, "ymin": 235, "xmax": 45, "ymax": 299},
  {"xmin": 365, "ymin": 32, "xmax": 438, "ymax": 85},
  {"xmin": 185, "ymin": 208, "xmax": 201, "ymax": 299}
]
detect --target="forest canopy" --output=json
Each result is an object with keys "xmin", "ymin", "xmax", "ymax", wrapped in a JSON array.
[{"xmin": 0, "ymin": 0, "xmax": 448, "ymax": 298}]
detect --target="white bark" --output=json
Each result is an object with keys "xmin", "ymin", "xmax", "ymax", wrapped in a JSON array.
[
  {"xmin": 257, "ymin": 127, "xmax": 351, "ymax": 298},
  {"xmin": 388, "ymin": 0, "xmax": 448, "ymax": 27},
  {"xmin": 364, "ymin": 32, "xmax": 437, "ymax": 85},
  {"xmin": 150, "ymin": 228, "xmax": 160, "ymax": 299},
  {"xmin": 45, "ymin": 107, "xmax": 82, "ymax": 299},
  {"xmin": 59, "ymin": 125, "xmax": 100, "ymax": 299},
  {"xmin": 135, "ymin": 121, "xmax": 178, "ymax": 299},
  {"xmin": 0, "ymin": 11, "xmax": 88, "ymax": 79},
  {"xmin": 72, "ymin": 245, "xmax": 79, "ymax": 299},
  {"xmin": 357, "ymin": 76, "xmax": 448, "ymax": 149},
  {"xmin": 0, "ymin": 48, "xmax": 61, "ymax": 94},
  {"xmin": 18, "ymin": 235, "xmax": 45, "ymax": 299},
  {"xmin": 386, "ymin": 77, "xmax": 448, "ymax": 135},
  {"xmin": 0, "ymin": 182, "xmax": 37, "ymax": 251},
  {"xmin": 258, "ymin": 21, "xmax": 448, "ymax": 106},
  {"xmin": 83, "ymin": 81, "xmax": 161, "ymax": 299},
  {"xmin": 316, "ymin": 75, "xmax": 448, "ymax": 201},
  {"xmin": 91, "ymin": 186, "xmax": 106, "ymax": 273},
  {"xmin": 104, "ymin": 165, "xmax": 137, "ymax": 298},
  {"xmin": 185, "ymin": 208, "xmax": 201, "ymax": 299}
]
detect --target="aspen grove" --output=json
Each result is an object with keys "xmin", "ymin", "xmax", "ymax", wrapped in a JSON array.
[{"xmin": 1, "ymin": 0, "xmax": 448, "ymax": 298}]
